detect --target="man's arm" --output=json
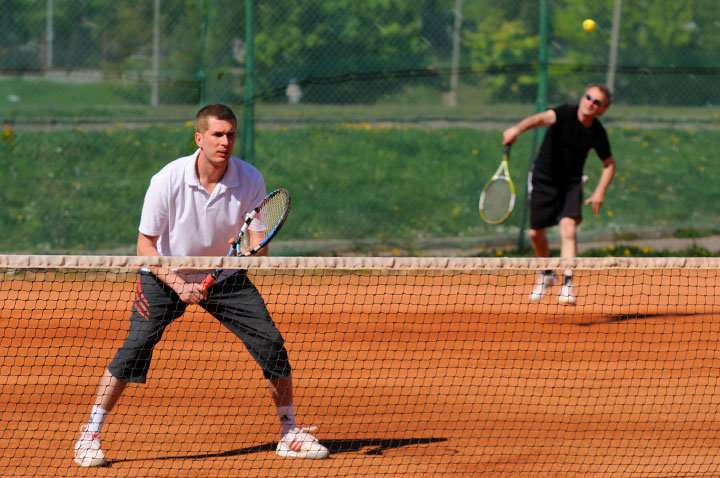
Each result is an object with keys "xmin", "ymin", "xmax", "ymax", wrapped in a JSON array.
[
  {"xmin": 227, "ymin": 230, "xmax": 268, "ymax": 257},
  {"xmin": 137, "ymin": 232, "xmax": 207, "ymax": 304},
  {"xmin": 246, "ymin": 230, "xmax": 269, "ymax": 257},
  {"xmin": 502, "ymin": 109, "xmax": 557, "ymax": 145},
  {"xmin": 584, "ymin": 157, "xmax": 615, "ymax": 216}
]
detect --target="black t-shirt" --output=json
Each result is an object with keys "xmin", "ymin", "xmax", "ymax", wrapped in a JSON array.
[{"xmin": 533, "ymin": 104, "xmax": 612, "ymax": 185}]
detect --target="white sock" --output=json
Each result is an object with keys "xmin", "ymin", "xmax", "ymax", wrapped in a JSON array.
[
  {"xmin": 87, "ymin": 406, "xmax": 108, "ymax": 435},
  {"xmin": 277, "ymin": 404, "xmax": 297, "ymax": 436}
]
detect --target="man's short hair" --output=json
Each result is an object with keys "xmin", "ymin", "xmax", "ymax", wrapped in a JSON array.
[
  {"xmin": 585, "ymin": 83, "xmax": 613, "ymax": 107},
  {"xmin": 195, "ymin": 104, "xmax": 237, "ymax": 132}
]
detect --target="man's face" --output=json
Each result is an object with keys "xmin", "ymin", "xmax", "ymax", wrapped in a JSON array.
[
  {"xmin": 195, "ymin": 117, "xmax": 237, "ymax": 165},
  {"xmin": 580, "ymin": 87, "xmax": 609, "ymax": 117}
]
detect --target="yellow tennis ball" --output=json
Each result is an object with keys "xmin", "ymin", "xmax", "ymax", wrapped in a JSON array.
[{"xmin": 583, "ymin": 19, "xmax": 596, "ymax": 32}]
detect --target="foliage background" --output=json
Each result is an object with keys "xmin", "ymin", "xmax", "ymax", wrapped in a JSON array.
[{"xmin": 0, "ymin": 0, "xmax": 718, "ymax": 254}]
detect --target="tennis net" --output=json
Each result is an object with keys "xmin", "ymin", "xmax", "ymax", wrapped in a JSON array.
[{"xmin": 1, "ymin": 254, "xmax": 720, "ymax": 477}]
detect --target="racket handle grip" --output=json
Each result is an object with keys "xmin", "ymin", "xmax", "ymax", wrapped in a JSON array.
[{"xmin": 201, "ymin": 275, "xmax": 216, "ymax": 290}]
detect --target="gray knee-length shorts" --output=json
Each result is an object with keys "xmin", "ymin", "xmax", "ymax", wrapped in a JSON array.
[{"xmin": 108, "ymin": 271, "xmax": 291, "ymax": 383}]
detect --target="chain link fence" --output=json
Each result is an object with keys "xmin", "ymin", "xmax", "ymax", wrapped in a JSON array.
[{"xmin": 1, "ymin": 0, "xmax": 719, "ymax": 254}]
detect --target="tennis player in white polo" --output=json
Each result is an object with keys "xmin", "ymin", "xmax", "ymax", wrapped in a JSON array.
[{"xmin": 73, "ymin": 104, "xmax": 328, "ymax": 467}]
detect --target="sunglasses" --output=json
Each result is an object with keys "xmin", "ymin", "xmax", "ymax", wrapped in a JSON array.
[{"xmin": 585, "ymin": 94, "xmax": 603, "ymax": 107}]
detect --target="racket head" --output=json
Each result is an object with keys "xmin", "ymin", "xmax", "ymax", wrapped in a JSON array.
[
  {"xmin": 237, "ymin": 188, "xmax": 291, "ymax": 256},
  {"xmin": 478, "ymin": 145, "xmax": 515, "ymax": 224},
  {"xmin": 203, "ymin": 189, "xmax": 291, "ymax": 290},
  {"xmin": 479, "ymin": 177, "xmax": 514, "ymax": 224}
]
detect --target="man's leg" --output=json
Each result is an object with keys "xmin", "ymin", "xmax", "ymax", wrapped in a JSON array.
[
  {"xmin": 268, "ymin": 375, "xmax": 295, "ymax": 434},
  {"xmin": 559, "ymin": 217, "xmax": 579, "ymax": 259},
  {"xmin": 269, "ymin": 375, "xmax": 293, "ymax": 407},
  {"xmin": 272, "ymin": 373, "xmax": 328, "ymax": 459},
  {"xmin": 74, "ymin": 370, "xmax": 128, "ymax": 467},
  {"xmin": 74, "ymin": 271, "xmax": 185, "ymax": 467},
  {"xmin": 529, "ymin": 227, "xmax": 549, "ymax": 258},
  {"xmin": 205, "ymin": 274, "xmax": 329, "ymax": 459},
  {"xmin": 528, "ymin": 227, "xmax": 557, "ymax": 300},
  {"xmin": 558, "ymin": 217, "xmax": 581, "ymax": 304},
  {"xmin": 95, "ymin": 368, "xmax": 128, "ymax": 411}
]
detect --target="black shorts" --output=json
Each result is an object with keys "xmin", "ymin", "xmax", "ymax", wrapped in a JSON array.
[
  {"xmin": 108, "ymin": 271, "xmax": 291, "ymax": 383},
  {"xmin": 529, "ymin": 171, "xmax": 583, "ymax": 230}
]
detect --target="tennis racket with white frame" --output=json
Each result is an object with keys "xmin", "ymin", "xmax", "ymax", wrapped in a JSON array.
[
  {"xmin": 479, "ymin": 144, "xmax": 515, "ymax": 224},
  {"xmin": 201, "ymin": 188, "xmax": 291, "ymax": 289}
]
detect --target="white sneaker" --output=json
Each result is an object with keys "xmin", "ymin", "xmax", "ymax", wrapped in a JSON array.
[
  {"xmin": 558, "ymin": 282, "xmax": 576, "ymax": 305},
  {"xmin": 74, "ymin": 426, "xmax": 107, "ymax": 467},
  {"xmin": 529, "ymin": 272, "xmax": 556, "ymax": 301},
  {"xmin": 276, "ymin": 426, "xmax": 329, "ymax": 459}
]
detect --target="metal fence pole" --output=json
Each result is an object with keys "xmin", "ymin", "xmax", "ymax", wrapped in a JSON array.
[
  {"xmin": 517, "ymin": 0, "xmax": 548, "ymax": 249},
  {"xmin": 447, "ymin": 0, "xmax": 463, "ymax": 107},
  {"xmin": 606, "ymin": 0, "xmax": 622, "ymax": 93},
  {"xmin": 243, "ymin": 0, "xmax": 255, "ymax": 163},
  {"xmin": 197, "ymin": 0, "xmax": 209, "ymax": 106},
  {"xmin": 151, "ymin": 0, "xmax": 160, "ymax": 107},
  {"xmin": 45, "ymin": 0, "xmax": 53, "ymax": 70}
]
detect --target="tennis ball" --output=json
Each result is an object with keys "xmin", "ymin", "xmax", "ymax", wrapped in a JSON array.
[{"xmin": 583, "ymin": 19, "xmax": 596, "ymax": 32}]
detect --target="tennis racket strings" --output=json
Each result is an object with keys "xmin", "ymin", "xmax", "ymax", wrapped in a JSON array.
[
  {"xmin": 237, "ymin": 189, "xmax": 291, "ymax": 254},
  {"xmin": 479, "ymin": 144, "xmax": 515, "ymax": 224},
  {"xmin": 480, "ymin": 179, "xmax": 513, "ymax": 224}
]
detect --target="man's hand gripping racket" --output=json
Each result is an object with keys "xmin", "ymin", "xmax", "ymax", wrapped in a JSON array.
[{"xmin": 201, "ymin": 188, "xmax": 291, "ymax": 290}]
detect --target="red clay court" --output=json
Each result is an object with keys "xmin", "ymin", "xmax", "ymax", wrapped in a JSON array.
[{"xmin": 1, "ymin": 256, "xmax": 720, "ymax": 477}]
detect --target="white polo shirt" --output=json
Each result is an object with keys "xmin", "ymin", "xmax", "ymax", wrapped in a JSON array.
[{"xmin": 139, "ymin": 149, "xmax": 266, "ymax": 280}]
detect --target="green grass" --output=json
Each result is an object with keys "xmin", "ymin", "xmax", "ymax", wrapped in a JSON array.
[
  {"xmin": 580, "ymin": 243, "xmax": 720, "ymax": 258},
  {"xmin": 594, "ymin": 126, "xmax": 720, "ymax": 233},
  {"xmin": 475, "ymin": 243, "xmax": 720, "ymax": 259},
  {"xmin": 1, "ymin": 119, "xmax": 719, "ymax": 254},
  {"xmin": 673, "ymin": 227, "xmax": 720, "ymax": 239},
  {"xmin": 3, "ymin": 77, "xmax": 720, "ymax": 124},
  {"xmin": 0, "ymin": 125, "xmax": 195, "ymax": 252}
]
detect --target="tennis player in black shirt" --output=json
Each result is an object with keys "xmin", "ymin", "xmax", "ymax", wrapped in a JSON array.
[{"xmin": 502, "ymin": 83, "xmax": 616, "ymax": 304}]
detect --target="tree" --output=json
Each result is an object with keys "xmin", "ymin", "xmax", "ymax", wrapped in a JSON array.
[
  {"xmin": 462, "ymin": 1, "xmax": 539, "ymax": 103},
  {"xmin": 251, "ymin": 0, "xmax": 433, "ymax": 103}
]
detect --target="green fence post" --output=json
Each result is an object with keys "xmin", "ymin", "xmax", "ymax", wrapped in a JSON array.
[
  {"xmin": 517, "ymin": 0, "xmax": 548, "ymax": 249},
  {"xmin": 197, "ymin": 0, "xmax": 209, "ymax": 106},
  {"xmin": 243, "ymin": 0, "xmax": 255, "ymax": 163}
]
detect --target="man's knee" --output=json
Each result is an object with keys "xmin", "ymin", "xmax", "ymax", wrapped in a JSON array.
[
  {"xmin": 529, "ymin": 229, "xmax": 545, "ymax": 242},
  {"xmin": 559, "ymin": 218, "xmax": 579, "ymax": 240}
]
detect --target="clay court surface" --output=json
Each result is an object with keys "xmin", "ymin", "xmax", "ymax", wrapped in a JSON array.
[{"xmin": 2, "ymin": 264, "xmax": 720, "ymax": 477}]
